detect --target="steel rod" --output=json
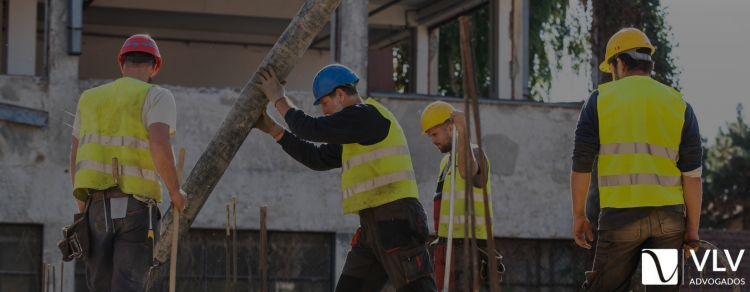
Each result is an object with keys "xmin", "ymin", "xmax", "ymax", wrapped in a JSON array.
[
  {"xmin": 459, "ymin": 15, "xmax": 501, "ymax": 292},
  {"xmin": 232, "ymin": 196, "xmax": 238, "ymax": 290},
  {"xmin": 226, "ymin": 204, "xmax": 231, "ymax": 292},
  {"xmin": 260, "ymin": 206, "xmax": 268, "ymax": 292}
]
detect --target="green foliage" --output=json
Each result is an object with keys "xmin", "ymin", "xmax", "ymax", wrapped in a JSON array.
[
  {"xmin": 529, "ymin": 0, "xmax": 588, "ymax": 100},
  {"xmin": 393, "ymin": 42, "xmax": 411, "ymax": 93},
  {"xmin": 436, "ymin": 7, "xmax": 491, "ymax": 97},
  {"xmin": 701, "ymin": 104, "xmax": 750, "ymax": 228}
]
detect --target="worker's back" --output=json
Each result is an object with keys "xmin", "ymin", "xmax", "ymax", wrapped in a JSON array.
[{"xmin": 596, "ymin": 75, "xmax": 686, "ymax": 209}]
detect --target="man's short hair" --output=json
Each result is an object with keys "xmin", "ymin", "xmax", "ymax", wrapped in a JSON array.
[
  {"xmin": 334, "ymin": 85, "xmax": 358, "ymax": 97},
  {"xmin": 609, "ymin": 48, "xmax": 654, "ymax": 73},
  {"xmin": 122, "ymin": 52, "xmax": 155, "ymax": 66}
]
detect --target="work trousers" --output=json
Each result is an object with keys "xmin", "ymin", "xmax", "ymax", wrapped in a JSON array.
[
  {"xmin": 583, "ymin": 209, "xmax": 685, "ymax": 291},
  {"xmin": 336, "ymin": 198, "xmax": 438, "ymax": 292},
  {"xmin": 86, "ymin": 195, "xmax": 159, "ymax": 292},
  {"xmin": 433, "ymin": 240, "xmax": 490, "ymax": 292}
]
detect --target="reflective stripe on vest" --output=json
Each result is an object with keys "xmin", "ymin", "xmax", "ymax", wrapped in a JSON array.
[
  {"xmin": 75, "ymin": 160, "xmax": 159, "ymax": 182},
  {"xmin": 340, "ymin": 98, "xmax": 419, "ymax": 214},
  {"xmin": 73, "ymin": 77, "xmax": 163, "ymax": 202},
  {"xmin": 436, "ymin": 148, "xmax": 492, "ymax": 239},
  {"xmin": 78, "ymin": 133, "xmax": 150, "ymax": 150},
  {"xmin": 597, "ymin": 76, "xmax": 685, "ymax": 208}
]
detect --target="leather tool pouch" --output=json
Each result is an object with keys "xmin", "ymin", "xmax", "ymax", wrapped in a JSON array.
[
  {"xmin": 58, "ymin": 196, "xmax": 92, "ymax": 262},
  {"xmin": 479, "ymin": 248, "xmax": 506, "ymax": 283}
]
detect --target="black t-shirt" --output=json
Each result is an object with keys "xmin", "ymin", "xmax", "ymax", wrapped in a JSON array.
[{"xmin": 276, "ymin": 103, "xmax": 391, "ymax": 170}]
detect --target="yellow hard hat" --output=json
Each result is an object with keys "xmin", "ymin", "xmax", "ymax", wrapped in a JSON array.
[
  {"xmin": 599, "ymin": 28, "xmax": 655, "ymax": 73},
  {"xmin": 421, "ymin": 101, "xmax": 455, "ymax": 135}
]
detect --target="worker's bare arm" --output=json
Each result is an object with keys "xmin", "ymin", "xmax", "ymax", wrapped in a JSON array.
[
  {"xmin": 71, "ymin": 137, "xmax": 85, "ymax": 213},
  {"xmin": 451, "ymin": 111, "xmax": 479, "ymax": 180},
  {"xmin": 571, "ymin": 171, "xmax": 593, "ymax": 249},
  {"xmin": 149, "ymin": 122, "xmax": 186, "ymax": 213},
  {"xmin": 682, "ymin": 175, "xmax": 701, "ymax": 256}
]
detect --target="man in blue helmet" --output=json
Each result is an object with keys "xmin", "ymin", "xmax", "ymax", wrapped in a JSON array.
[{"xmin": 251, "ymin": 64, "xmax": 438, "ymax": 292}]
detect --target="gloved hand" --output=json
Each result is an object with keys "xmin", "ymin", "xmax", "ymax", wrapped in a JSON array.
[
  {"xmin": 253, "ymin": 65, "xmax": 285, "ymax": 104},
  {"xmin": 253, "ymin": 110, "xmax": 284, "ymax": 138}
]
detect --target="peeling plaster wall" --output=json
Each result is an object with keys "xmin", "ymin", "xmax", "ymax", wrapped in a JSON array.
[{"xmin": 0, "ymin": 77, "xmax": 581, "ymax": 288}]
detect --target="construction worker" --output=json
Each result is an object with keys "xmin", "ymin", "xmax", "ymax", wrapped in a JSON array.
[
  {"xmin": 570, "ymin": 28, "xmax": 702, "ymax": 291},
  {"xmin": 252, "ymin": 64, "xmax": 438, "ymax": 292},
  {"xmin": 70, "ymin": 34, "xmax": 187, "ymax": 291},
  {"xmin": 420, "ymin": 101, "xmax": 495, "ymax": 291}
]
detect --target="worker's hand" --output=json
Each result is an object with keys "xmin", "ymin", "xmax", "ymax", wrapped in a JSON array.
[
  {"xmin": 573, "ymin": 216, "xmax": 593, "ymax": 249},
  {"xmin": 253, "ymin": 110, "xmax": 284, "ymax": 138},
  {"xmin": 253, "ymin": 65, "xmax": 285, "ymax": 104},
  {"xmin": 170, "ymin": 189, "xmax": 187, "ymax": 214},
  {"xmin": 450, "ymin": 111, "xmax": 466, "ymax": 131},
  {"xmin": 683, "ymin": 228, "xmax": 700, "ymax": 258}
]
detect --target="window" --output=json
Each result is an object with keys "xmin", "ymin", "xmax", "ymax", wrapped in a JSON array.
[
  {"xmin": 0, "ymin": 224, "xmax": 43, "ymax": 292},
  {"xmin": 76, "ymin": 229, "xmax": 335, "ymax": 291},
  {"xmin": 436, "ymin": 6, "xmax": 491, "ymax": 97}
]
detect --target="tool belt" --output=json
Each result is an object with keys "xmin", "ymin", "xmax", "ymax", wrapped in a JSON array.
[
  {"xmin": 57, "ymin": 196, "xmax": 91, "ymax": 262},
  {"xmin": 90, "ymin": 187, "xmax": 131, "ymax": 202}
]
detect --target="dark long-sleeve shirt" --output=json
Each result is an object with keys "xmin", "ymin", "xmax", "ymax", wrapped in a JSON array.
[
  {"xmin": 276, "ymin": 104, "xmax": 391, "ymax": 171},
  {"xmin": 571, "ymin": 89, "xmax": 703, "ymax": 230}
]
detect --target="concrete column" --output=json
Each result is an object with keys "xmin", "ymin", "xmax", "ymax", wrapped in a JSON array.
[
  {"xmin": 414, "ymin": 26, "xmax": 429, "ymax": 94},
  {"xmin": 332, "ymin": 0, "xmax": 369, "ymax": 94},
  {"xmin": 47, "ymin": 0, "xmax": 80, "ymax": 289},
  {"xmin": 496, "ymin": 0, "xmax": 529, "ymax": 99},
  {"xmin": 6, "ymin": 0, "xmax": 37, "ymax": 75},
  {"xmin": 428, "ymin": 28, "xmax": 440, "ymax": 95}
]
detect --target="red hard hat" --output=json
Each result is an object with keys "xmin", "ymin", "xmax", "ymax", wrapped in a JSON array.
[{"xmin": 118, "ymin": 34, "xmax": 162, "ymax": 74}]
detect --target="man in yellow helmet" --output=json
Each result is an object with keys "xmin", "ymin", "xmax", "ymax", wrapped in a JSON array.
[
  {"xmin": 570, "ymin": 28, "xmax": 702, "ymax": 291},
  {"xmin": 70, "ymin": 34, "xmax": 187, "ymax": 291},
  {"xmin": 251, "ymin": 64, "xmax": 438, "ymax": 292},
  {"xmin": 420, "ymin": 101, "xmax": 495, "ymax": 291}
]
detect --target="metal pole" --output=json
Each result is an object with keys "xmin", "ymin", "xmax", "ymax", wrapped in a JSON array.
[
  {"xmin": 232, "ymin": 196, "xmax": 238, "ymax": 290},
  {"xmin": 442, "ymin": 124, "xmax": 458, "ymax": 292},
  {"xmin": 461, "ymin": 96, "xmax": 472, "ymax": 292},
  {"xmin": 226, "ymin": 204, "xmax": 231, "ymax": 292},
  {"xmin": 260, "ymin": 206, "xmax": 268, "ymax": 292},
  {"xmin": 60, "ymin": 261, "xmax": 64, "ymax": 292},
  {"xmin": 458, "ymin": 15, "xmax": 501, "ymax": 292},
  {"xmin": 52, "ymin": 265, "xmax": 56, "ymax": 292}
]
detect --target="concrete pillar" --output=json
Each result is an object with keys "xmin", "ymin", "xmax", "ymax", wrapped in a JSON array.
[
  {"xmin": 331, "ymin": 0, "xmax": 369, "ymax": 94},
  {"xmin": 414, "ymin": 26, "xmax": 429, "ymax": 94},
  {"xmin": 6, "ymin": 0, "xmax": 37, "ymax": 75},
  {"xmin": 496, "ymin": 0, "xmax": 529, "ymax": 99},
  {"xmin": 47, "ymin": 0, "xmax": 80, "ymax": 289},
  {"xmin": 428, "ymin": 28, "xmax": 440, "ymax": 95}
]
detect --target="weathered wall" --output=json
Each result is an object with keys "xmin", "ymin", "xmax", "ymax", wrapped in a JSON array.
[{"xmin": 0, "ymin": 76, "xmax": 580, "ymax": 289}]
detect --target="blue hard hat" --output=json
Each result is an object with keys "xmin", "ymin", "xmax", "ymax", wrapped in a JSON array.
[{"xmin": 312, "ymin": 64, "xmax": 359, "ymax": 105}]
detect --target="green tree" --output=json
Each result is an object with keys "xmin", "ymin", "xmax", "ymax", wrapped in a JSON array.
[
  {"xmin": 701, "ymin": 104, "xmax": 750, "ymax": 229},
  {"xmin": 588, "ymin": 0, "xmax": 680, "ymax": 88},
  {"xmin": 436, "ymin": 7, "xmax": 491, "ymax": 97},
  {"xmin": 529, "ymin": 0, "xmax": 588, "ymax": 100}
]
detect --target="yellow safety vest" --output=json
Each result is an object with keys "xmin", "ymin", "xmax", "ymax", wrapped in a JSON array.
[
  {"xmin": 436, "ymin": 147, "xmax": 492, "ymax": 239},
  {"xmin": 73, "ymin": 77, "xmax": 163, "ymax": 202},
  {"xmin": 597, "ymin": 76, "xmax": 686, "ymax": 208},
  {"xmin": 340, "ymin": 98, "xmax": 419, "ymax": 214}
]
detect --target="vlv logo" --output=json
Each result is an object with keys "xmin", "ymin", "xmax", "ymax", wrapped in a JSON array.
[
  {"xmin": 690, "ymin": 249, "xmax": 744, "ymax": 272},
  {"xmin": 642, "ymin": 249, "xmax": 679, "ymax": 285}
]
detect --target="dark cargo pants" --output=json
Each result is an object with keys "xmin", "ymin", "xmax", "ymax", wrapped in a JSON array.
[
  {"xmin": 583, "ymin": 209, "xmax": 685, "ymax": 292},
  {"xmin": 86, "ymin": 195, "xmax": 160, "ymax": 292},
  {"xmin": 336, "ymin": 198, "xmax": 438, "ymax": 292}
]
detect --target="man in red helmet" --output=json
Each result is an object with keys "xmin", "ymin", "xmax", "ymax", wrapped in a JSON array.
[{"xmin": 70, "ymin": 34, "xmax": 186, "ymax": 291}]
